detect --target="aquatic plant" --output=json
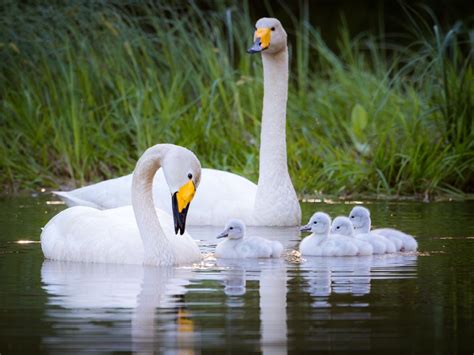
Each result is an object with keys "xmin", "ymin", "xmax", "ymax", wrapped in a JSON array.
[{"xmin": 0, "ymin": 1, "xmax": 472, "ymax": 198}]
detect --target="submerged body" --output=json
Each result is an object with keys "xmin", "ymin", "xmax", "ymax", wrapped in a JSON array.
[
  {"xmin": 349, "ymin": 206, "xmax": 418, "ymax": 252},
  {"xmin": 41, "ymin": 144, "xmax": 202, "ymax": 266},
  {"xmin": 215, "ymin": 219, "xmax": 283, "ymax": 259}
]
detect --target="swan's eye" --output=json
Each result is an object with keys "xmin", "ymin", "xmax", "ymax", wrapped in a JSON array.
[
  {"xmin": 336, "ymin": 226, "xmax": 340, "ymax": 229},
  {"xmin": 229, "ymin": 227, "xmax": 233, "ymax": 230},
  {"xmin": 351, "ymin": 216, "xmax": 355, "ymax": 218},
  {"xmin": 188, "ymin": 173, "xmax": 192, "ymax": 179},
  {"xmin": 313, "ymin": 221, "xmax": 317, "ymax": 224},
  {"xmin": 271, "ymin": 27, "xmax": 275, "ymax": 31}
]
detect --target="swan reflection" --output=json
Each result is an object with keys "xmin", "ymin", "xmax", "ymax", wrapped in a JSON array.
[
  {"xmin": 301, "ymin": 254, "xmax": 417, "ymax": 300},
  {"xmin": 41, "ymin": 260, "xmax": 195, "ymax": 353},
  {"xmin": 216, "ymin": 258, "xmax": 288, "ymax": 355}
]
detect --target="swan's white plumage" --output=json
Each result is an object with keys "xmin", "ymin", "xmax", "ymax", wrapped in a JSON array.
[
  {"xmin": 349, "ymin": 206, "xmax": 417, "ymax": 252},
  {"xmin": 215, "ymin": 219, "xmax": 283, "ymax": 259},
  {"xmin": 352, "ymin": 233, "xmax": 387, "ymax": 254},
  {"xmin": 52, "ymin": 18, "xmax": 301, "ymax": 227},
  {"xmin": 372, "ymin": 228, "xmax": 418, "ymax": 251},
  {"xmin": 299, "ymin": 212, "xmax": 359, "ymax": 257},
  {"xmin": 54, "ymin": 168, "xmax": 257, "ymax": 227},
  {"xmin": 330, "ymin": 216, "xmax": 373, "ymax": 256},
  {"xmin": 216, "ymin": 237, "xmax": 283, "ymax": 259},
  {"xmin": 41, "ymin": 144, "xmax": 202, "ymax": 266},
  {"xmin": 41, "ymin": 205, "xmax": 200, "ymax": 265}
]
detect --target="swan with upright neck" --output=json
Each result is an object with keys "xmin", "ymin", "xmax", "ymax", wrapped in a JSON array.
[
  {"xmin": 52, "ymin": 18, "xmax": 301, "ymax": 227},
  {"xmin": 41, "ymin": 144, "xmax": 202, "ymax": 265}
]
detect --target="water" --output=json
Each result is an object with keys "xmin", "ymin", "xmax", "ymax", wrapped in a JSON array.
[{"xmin": 0, "ymin": 196, "xmax": 473, "ymax": 353}]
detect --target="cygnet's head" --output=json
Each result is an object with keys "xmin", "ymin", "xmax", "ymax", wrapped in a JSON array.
[
  {"xmin": 300, "ymin": 212, "xmax": 331, "ymax": 235},
  {"xmin": 217, "ymin": 219, "xmax": 246, "ymax": 240},
  {"xmin": 331, "ymin": 216, "xmax": 355, "ymax": 237},
  {"xmin": 247, "ymin": 17, "xmax": 287, "ymax": 55},
  {"xmin": 349, "ymin": 206, "xmax": 371, "ymax": 232}
]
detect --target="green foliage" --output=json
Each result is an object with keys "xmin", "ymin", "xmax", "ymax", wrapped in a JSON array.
[{"xmin": 0, "ymin": 1, "xmax": 472, "ymax": 198}]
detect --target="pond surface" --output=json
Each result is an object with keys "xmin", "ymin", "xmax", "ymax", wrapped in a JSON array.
[{"xmin": 0, "ymin": 196, "xmax": 473, "ymax": 353}]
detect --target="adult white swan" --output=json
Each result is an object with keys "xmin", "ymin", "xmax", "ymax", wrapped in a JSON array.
[
  {"xmin": 53, "ymin": 17, "xmax": 301, "ymax": 227},
  {"xmin": 41, "ymin": 144, "xmax": 202, "ymax": 265}
]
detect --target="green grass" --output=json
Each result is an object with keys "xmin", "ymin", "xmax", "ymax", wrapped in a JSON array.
[{"xmin": 0, "ymin": 1, "xmax": 473, "ymax": 199}]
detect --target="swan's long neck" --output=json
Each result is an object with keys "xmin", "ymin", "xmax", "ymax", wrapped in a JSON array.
[
  {"xmin": 258, "ymin": 49, "xmax": 289, "ymax": 185},
  {"xmin": 255, "ymin": 48, "xmax": 299, "ymax": 220},
  {"xmin": 132, "ymin": 145, "xmax": 174, "ymax": 265}
]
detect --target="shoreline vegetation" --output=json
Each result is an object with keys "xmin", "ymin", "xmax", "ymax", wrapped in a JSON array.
[{"xmin": 1, "ymin": 2, "xmax": 473, "ymax": 200}]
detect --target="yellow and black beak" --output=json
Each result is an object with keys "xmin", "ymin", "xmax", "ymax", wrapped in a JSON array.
[
  {"xmin": 247, "ymin": 28, "xmax": 271, "ymax": 54},
  {"xmin": 172, "ymin": 180, "xmax": 196, "ymax": 235}
]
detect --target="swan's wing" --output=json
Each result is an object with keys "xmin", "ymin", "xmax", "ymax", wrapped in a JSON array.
[
  {"xmin": 236, "ymin": 237, "xmax": 272, "ymax": 258},
  {"xmin": 41, "ymin": 206, "xmax": 144, "ymax": 264},
  {"xmin": 53, "ymin": 168, "xmax": 257, "ymax": 226},
  {"xmin": 183, "ymin": 169, "xmax": 257, "ymax": 226},
  {"xmin": 41, "ymin": 205, "xmax": 200, "ymax": 265},
  {"xmin": 373, "ymin": 228, "xmax": 417, "ymax": 251},
  {"xmin": 53, "ymin": 175, "xmax": 134, "ymax": 209}
]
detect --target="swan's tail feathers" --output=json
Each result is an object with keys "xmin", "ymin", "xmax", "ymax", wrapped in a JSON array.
[
  {"xmin": 271, "ymin": 241, "xmax": 284, "ymax": 258},
  {"xmin": 52, "ymin": 191, "xmax": 101, "ymax": 209}
]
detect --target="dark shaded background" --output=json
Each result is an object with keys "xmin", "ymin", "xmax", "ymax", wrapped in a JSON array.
[{"xmin": 205, "ymin": 0, "xmax": 473, "ymax": 48}]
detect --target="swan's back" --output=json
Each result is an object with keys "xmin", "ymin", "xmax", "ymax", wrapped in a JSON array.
[
  {"xmin": 41, "ymin": 206, "xmax": 199, "ymax": 265},
  {"xmin": 300, "ymin": 234, "xmax": 359, "ymax": 257},
  {"xmin": 54, "ymin": 168, "xmax": 257, "ymax": 226},
  {"xmin": 373, "ymin": 228, "xmax": 418, "ymax": 251},
  {"xmin": 216, "ymin": 236, "xmax": 282, "ymax": 259},
  {"xmin": 355, "ymin": 233, "xmax": 386, "ymax": 254}
]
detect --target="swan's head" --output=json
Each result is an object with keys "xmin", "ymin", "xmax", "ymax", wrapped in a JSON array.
[
  {"xmin": 349, "ymin": 206, "xmax": 371, "ymax": 232},
  {"xmin": 161, "ymin": 146, "xmax": 201, "ymax": 235},
  {"xmin": 217, "ymin": 219, "xmax": 246, "ymax": 240},
  {"xmin": 247, "ymin": 17, "xmax": 287, "ymax": 55},
  {"xmin": 300, "ymin": 212, "xmax": 331, "ymax": 235},
  {"xmin": 331, "ymin": 216, "xmax": 354, "ymax": 237}
]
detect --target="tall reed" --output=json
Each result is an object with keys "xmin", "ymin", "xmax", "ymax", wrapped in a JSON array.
[{"xmin": 0, "ymin": 1, "xmax": 472, "ymax": 198}]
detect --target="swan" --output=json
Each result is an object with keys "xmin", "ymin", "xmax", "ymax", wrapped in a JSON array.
[
  {"xmin": 52, "ymin": 17, "xmax": 300, "ymax": 227},
  {"xmin": 41, "ymin": 144, "xmax": 202, "ymax": 265},
  {"xmin": 299, "ymin": 212, "xmax": 359, "ymax": 256},
  {"xmin": 349, "ymin": 206, "xmax": 397, "ymax": 253},
  {"xmin": 215, "ymin": 219, "xmax": 284, "ymax": 259},
  {"xmin": 349, "ymin": 206, "xmax": 418, "ymax": 252},
  {"xmin": 331, "ymin": 215, "xmax": 386, "ymax": 254},
  {"xmin": 330, "ymin": 216, "xmax": 374, "ymax": 255},
  {"xmin": 41, "ymin": 260, "xmax": 195, "ymax": 352}
]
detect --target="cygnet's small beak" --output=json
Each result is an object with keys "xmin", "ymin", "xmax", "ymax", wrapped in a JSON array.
[
  {"xmin": 216, "ymin": 231, "xmax": 229, "ymax": 239},
  {"xmin": 247, "ymin": 28, "xmax": 271, "ymax": 53},
  {"xmin": 172, "ymin": 180, "xmax": 196, "ymax": 235},
  {"xmin": 300, "ymin": 224, "xmax": 312, "ymax": 233}
]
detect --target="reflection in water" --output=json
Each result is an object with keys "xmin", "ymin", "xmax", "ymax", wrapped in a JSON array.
[
  {"xmin": 40, "ymin": 228, "xmax": 417, "ymax": 353},
  {"xmin": 301, "ymin": 254, "xmax": 417, "ymax": 300},
  {"xmin": 41, "ymin": 261, "xmax": 194, "ymax": 353},
  {"xmin": 217, "ymin": 258, "xmax": 288, "ymax": 354},
  {"xmin": 298, "ymin": 254, "xmax": 417, "ymax": 350}
]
